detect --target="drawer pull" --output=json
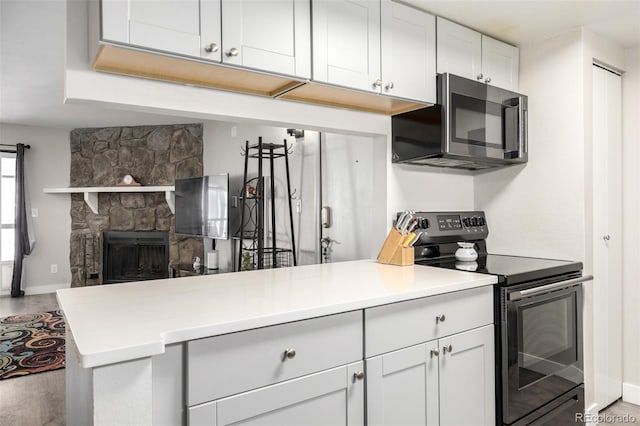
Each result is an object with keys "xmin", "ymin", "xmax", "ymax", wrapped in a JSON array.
[
  {"xmin": 353, "ymin": 371, "xmax": 365, "ymax": 382},
  {"xmin": 430, "ymin": 348, "xmax": 439, "ymax": 358},
  {"xmin": 436, "ymin": 314, "xmax": 446, "ymax": 323},
  {"xmin": 283, "ymin": 348, "xmax": 296, "ymax": 361},
  {"xmin": 442, "ymin": 344, "xmax": 453, "ymax": 354}
]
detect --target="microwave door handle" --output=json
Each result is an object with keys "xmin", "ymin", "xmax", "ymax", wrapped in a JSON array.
[
  {"xmin": 520, "ymin": 98, "xmax": 528, "ymax": 157},
  {"xmin": 502, "ymin": 102, "xmax": 519, "ymax": 157}
]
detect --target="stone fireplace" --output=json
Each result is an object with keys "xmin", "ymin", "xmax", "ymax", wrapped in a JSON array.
[{"xmin": 69, "ymin": 124, "xmax": 204, "ymax": 287}]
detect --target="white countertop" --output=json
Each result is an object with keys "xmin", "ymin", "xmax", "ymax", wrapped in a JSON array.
[{"xmin": 57, "ymin": 260, "xmax": 497, "ymax": 368}]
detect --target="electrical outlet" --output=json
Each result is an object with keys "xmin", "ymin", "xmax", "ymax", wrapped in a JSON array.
[
  {"xmin": 50, "ymin": 264, "xmax": 58, "ymax": 274},
  {"xmin": 31, "ymin": 208, "xmax": 38, "ymax": 218}
]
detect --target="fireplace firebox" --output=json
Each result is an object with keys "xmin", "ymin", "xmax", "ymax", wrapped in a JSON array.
[{"xmin": 103, "ymin": 231, "xmax": 169, "ymax": 284}]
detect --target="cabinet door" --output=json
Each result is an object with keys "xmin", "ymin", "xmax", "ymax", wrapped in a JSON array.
[
  {"xmin": 381, "ymin": 0, "xmax": 436, "ymax": 103},
  {"xmin": 366, "ymin": 343, "xmax": 439, "ymax": 426},
  {"xmin": 438, "ymin": 325, "xmax": 495, "ymax": 426},
  {"xmin": 127, "ymin": 0, "xmax": 203, "ymax": 57},
  {"xmin": 188, "ymin": 362, "xmax": 365, "ymax": 426},
  {"xmin": 436, "ymin": 17, "xmax": 481, "ymax": 81},
  {"xmin": 313, "ymin": 0, "xmax": 381, "ymax": 92},
  {"xmin": 481, "ymin": 35, "xmax": 519, "ymax": 91},
  {"xmin": 221, "ymin": 0, "xmax": 310, "ymax": 78}
]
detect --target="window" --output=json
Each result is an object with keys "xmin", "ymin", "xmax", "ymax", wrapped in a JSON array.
[{"xmin": 0, "ymin": 153, "xmax": 16, "ymax": 290}]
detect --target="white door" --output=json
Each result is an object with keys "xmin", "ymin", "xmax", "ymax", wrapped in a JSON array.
[
  {"xmin": 438, "ymin": 325, "xmax": 495, "ymax": 426},
  {"xmin": 366, "ymin": 343, "xmax": 439, "ymax": 426},
  {"xmin": 381, "ymin": 0, "xmax": 436, "ymax": 103},
  {"xmin": 436, "ymin": 17, "xmax": 481, "ymax": 81},
  {"xmin": 592, "ymin": 64, "xmax": 623, "ymax": 410},
  {"xmin": 188, "ymin": 362, "xmax": 365, "ymax": 425},
  {"xmin": 221, "ymin": 0, "xmax": 310, "ymax": 78},
  {"xmin": 127, "ymin": 0, "xmax": 203, "ymax": 57},
  {"xmin": 312, "ymin": 0, "xmax": 381, "ymax": 92},
  {"xmin": 481, "ymin": 35, "xmax": 519, "ymax": 91},
  {"xmin": 320, "ymin": 133, "xmax": 375, "ymax": 263}
]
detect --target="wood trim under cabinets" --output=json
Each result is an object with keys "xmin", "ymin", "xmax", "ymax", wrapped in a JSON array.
[{"xmin": 92, "ymin": 43, "xmax": 427, "ymax": 115}]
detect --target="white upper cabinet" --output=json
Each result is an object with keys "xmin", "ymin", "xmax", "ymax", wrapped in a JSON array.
[
  {"xmin": 220, "ymin": 0, "xmax": 311, "ymax": 78},
  {"xmin": 436, "ymin": 16, "xmax": 519, "ymax": 91},
  {"xmin": 436, "ymin": 17, "xmax": 482, "ymax": 82},
  {"xmin": 312, "ymin": 0, "xmax": 381, "ymax": 93},
  {"xmin": 101, "ymin": 0, "xmax": 310, "ymax": 78},
  {"xmin": 381, "ymin": 0, "xmax": 436, "ymax": 103},
  {"xmin": 481, "ymin": 35, "xmax": 519, "ymax": 91},
  {"xmin": 102, "ymin": 0, "xmax": 205, "ymax": 57}
]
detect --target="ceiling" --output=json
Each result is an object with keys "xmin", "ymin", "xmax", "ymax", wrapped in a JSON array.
[{"xmin": 0, "ymin": 0, "xmax": 639, "ymax": 130}]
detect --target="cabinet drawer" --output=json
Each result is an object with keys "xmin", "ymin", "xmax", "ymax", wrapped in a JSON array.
[
  {"xmin": 187, "ymin": 310, "xmax": 363, "ymax": 406},
  {"xmin": 365, "ymin": 286, "xmax": 493, "ymax": 357}
]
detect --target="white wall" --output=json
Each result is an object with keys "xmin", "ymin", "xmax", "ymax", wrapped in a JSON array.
[
  {"xmin": 475, "ymin": 29, "xmax": 585, "ymax": 260},
  {"xmin": 0, "ymin": 123, "xmax": 72, "ymax": 295},
  {"xmin": 622, "ymin": 46, "xmax": 640, "ymax": 404}
]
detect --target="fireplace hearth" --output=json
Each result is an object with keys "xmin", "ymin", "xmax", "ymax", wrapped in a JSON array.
[{"xmin": 103, "ymin": 231, "xmax": 170, "ymax": 284}]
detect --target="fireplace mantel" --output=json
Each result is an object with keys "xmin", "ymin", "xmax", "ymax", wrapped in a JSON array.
[{"xmin": 43, "ymin": 186, "xmax": 175, "ymax": 214}]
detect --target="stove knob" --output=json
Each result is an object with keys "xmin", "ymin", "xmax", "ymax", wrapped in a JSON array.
[
  {"xmin": 470, "ymin": 217, "xmax": 478, "ymax": 227},
  {"xmin": 463, "ymin": 218, "xmax": 470, "ymax": 227},
  {"xmin": 478, "ymin": 217, "xmax": 485, "ymax": 226},
  {"xmin": 420, "ymin": 218, "xmax": 430, "ymax": 229}
]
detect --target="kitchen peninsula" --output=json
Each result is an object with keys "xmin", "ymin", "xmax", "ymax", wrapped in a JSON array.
[{"xmin": 58, "ymin": 260, "xmax": 497, "ymax": 425}]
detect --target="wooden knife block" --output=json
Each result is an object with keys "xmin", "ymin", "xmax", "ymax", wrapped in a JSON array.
[{"xmin": 377, "ymin": 228, "xmax": 415, "ymax": 266}]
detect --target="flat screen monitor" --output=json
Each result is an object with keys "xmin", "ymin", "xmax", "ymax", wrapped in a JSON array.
[{"xmin": 175, "ymin": 174, "xmax": 229, "ymax": 239}]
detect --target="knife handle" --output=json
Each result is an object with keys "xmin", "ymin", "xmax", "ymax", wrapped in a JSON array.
[{"xmin": 402, "ymin": 233, "xmax": 417, "ymax": 247}]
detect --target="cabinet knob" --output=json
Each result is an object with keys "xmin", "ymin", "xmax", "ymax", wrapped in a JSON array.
[
  {"xmin": 476, "ymin": 73, "xmax": 484, "ymax": 81},
  {"xmin": 430, "ymin": 348, "xmax": 440, "ymax": 358},
  {"xmin": 226, "ymin": 47, "xmax": 239, "ymax": 57},
  {"xmin": 442, "ymin": 344, "xmax": 453, "ymax": 354},
  {"xmin": 204, "ymin": 43, "xmax": 219, "ymax": 53},
  {"xmin": 385, "ymin": 82, "xmax": 394, "ymax": 91},
  {"xmin": 484, "ymin": 77, "xmax": 492, "ymax": 84},
  {"xmin": 436, "ymin": 314, "xmax": 446, "ymax": 323},
  {"xmin": 283, "ymin": 348, "xmax": 296, "ymax": 360},
  {"xmin": 603, "ymin": 235, "xmax": 611, "ymax": 241},
  {"xmin": 353, "ymin": 371, "xmax": 365, "ymax": 382},
  {"xmin": 373, "ymin": 79, "xmax": 382, "ymax": 89}
]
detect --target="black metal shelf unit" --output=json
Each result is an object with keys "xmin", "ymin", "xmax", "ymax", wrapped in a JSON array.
[{"xmin": 237, "ymin": 137, "xmax": 297, "ymax": 271}]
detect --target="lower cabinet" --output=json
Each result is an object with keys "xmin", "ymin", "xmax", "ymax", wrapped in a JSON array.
[
  {"xmin": 188, "ymin": 362, "xmax": 365, "ymax": 426},
  {"xmin": 366, "ymin": 325, "xmax": 495, "ymax": 426}
]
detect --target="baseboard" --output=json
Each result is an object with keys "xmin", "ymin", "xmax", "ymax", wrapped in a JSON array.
[
  {"xmin": 623, "ymin": 382, "xmax": 640, "ymax": 405},
  {"xmin": 0, "ymin": 283, "xmax": 70, "ymax": 297},
  {"xmin": 585, "ymin": 402, "xmax": 599, "ymax": 426}
]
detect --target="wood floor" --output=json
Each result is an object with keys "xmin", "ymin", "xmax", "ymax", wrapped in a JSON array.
[
  {"xmin": 1, "ymin": 293, "xmax": 639, "ymax": 426},
  {"xmin": 0, "ymin": 293, "xmax": 65, "ymax": 426}
]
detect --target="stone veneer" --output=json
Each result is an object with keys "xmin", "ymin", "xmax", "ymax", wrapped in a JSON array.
[{"xmin": 69, "ymin": 124, "xmax": 204, "ymax": 287}]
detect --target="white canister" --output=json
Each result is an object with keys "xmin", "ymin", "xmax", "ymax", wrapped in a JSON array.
[{"xmin": 206, "ymin": 250, "xmax": 219, "ymax": 270}]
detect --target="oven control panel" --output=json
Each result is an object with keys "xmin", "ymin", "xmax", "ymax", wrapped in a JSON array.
[{"xmin": 401, "ymin": 211, "xmax": 488, "ymax": 243}]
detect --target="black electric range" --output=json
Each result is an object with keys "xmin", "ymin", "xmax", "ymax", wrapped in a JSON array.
[{"xmin": 405, "ymin": 211, "xmax": 589, "ymax": 426}]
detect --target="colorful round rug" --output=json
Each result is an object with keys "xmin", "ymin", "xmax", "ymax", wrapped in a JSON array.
[{"xmin": 0, "ymin": 310, "xmax": 65, "ymax": 380}]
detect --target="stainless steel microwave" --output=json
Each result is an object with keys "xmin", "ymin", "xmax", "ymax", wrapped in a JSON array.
[{"xmin": 392, "ymin": 73, "xmax": 528, "ymax": 171}]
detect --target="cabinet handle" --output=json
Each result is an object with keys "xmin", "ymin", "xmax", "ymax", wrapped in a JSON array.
[
  {"xmin": 476, "ymin": 73, "xmax": 483, "ymax": 81},
  {"xmin": 204, "ymin": 43, "xmax": 219, "ymax": 53},
  {"xmin": 353, "ymin": 371, "xmax": 365, "ymax": 382},
  {"xmin": 372, "ymin": 79, "xmax": 382, "ymax": 89},
  {"xmin": 430, "ymin": 348, "xmax": 440, "ymax": 358},
  {"xmin": 282, "ymin": 348, "xmax": 296, "ymax": 361},
  {"xmin": 484, "ymin": 77, "xmax": 492, "ymax": 84},
  {"xmin": 436, "ymin": 314, "xmax": 446, "ymax": 323},
  {"xmin": 226, "ymin": 47, "xmax": 239, "ymax": 57},
  {"xmin": 442, "ymin": 344, "xmax": 453, "ymax": 354},
  {"xmin": 385, "ymin": 82, "xmax": 394, "ymax": 91}
]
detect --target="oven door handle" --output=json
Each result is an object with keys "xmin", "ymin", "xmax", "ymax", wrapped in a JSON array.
[{"xmin": 509, "ymin": 275, "xmax": 593, "ymax": 301}]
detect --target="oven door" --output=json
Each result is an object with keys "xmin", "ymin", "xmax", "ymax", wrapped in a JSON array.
[
  {"xmin": 502, "ymin": 277, "xmax": 587, "ymax": 425},
  {"xmin": 441, "ymin": 73, "xmax": 527, "ymax": 163}
]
